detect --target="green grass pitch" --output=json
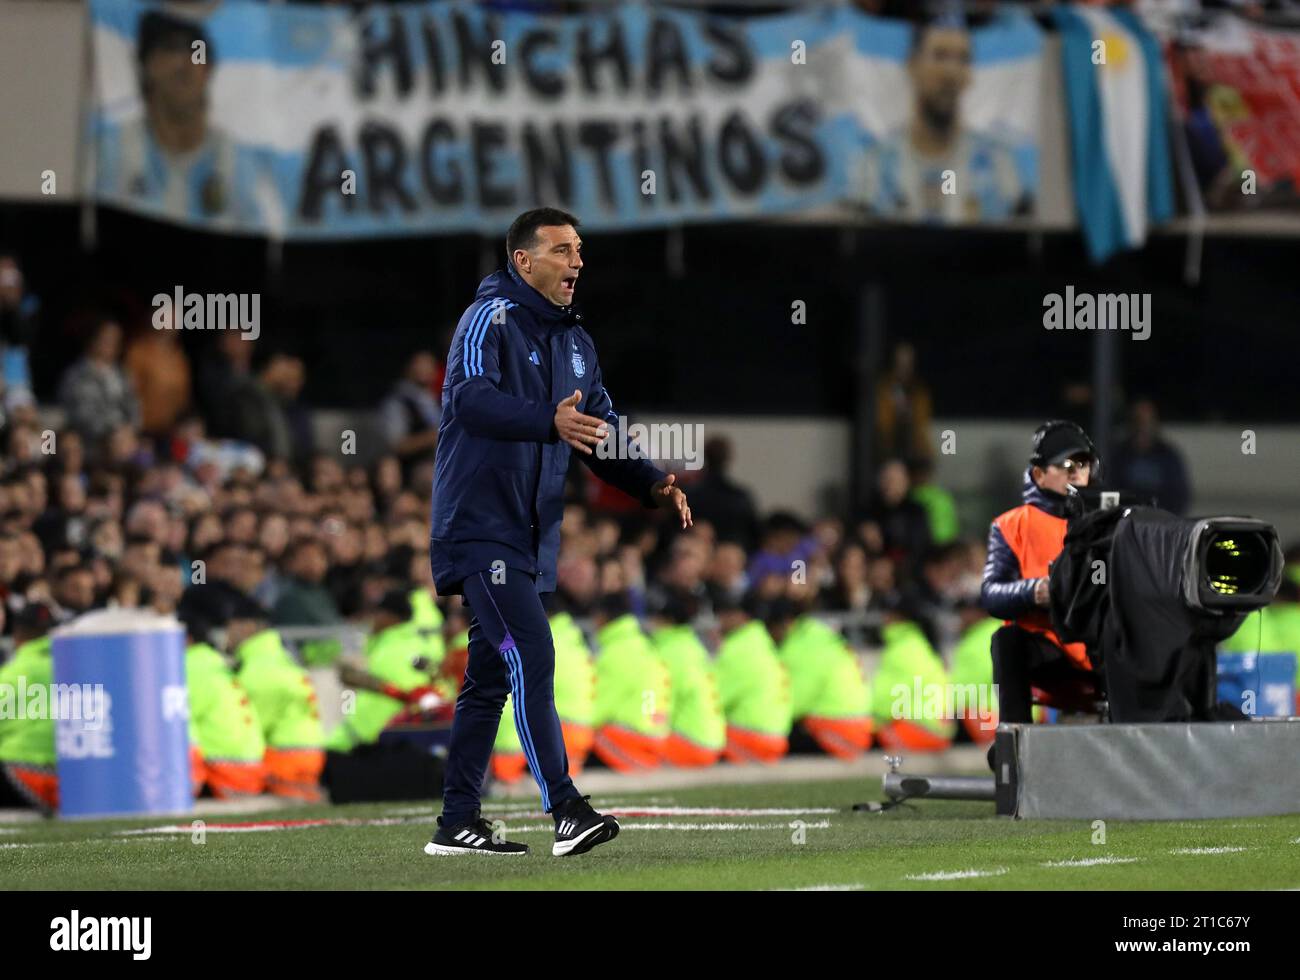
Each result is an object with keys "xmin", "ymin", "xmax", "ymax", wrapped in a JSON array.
[{"xmin": 4, "ymin": 777, "xmax": 1299, "ymax": 890}]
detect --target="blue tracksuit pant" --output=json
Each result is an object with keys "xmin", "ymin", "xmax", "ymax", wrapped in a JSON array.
[{"xmin": 440, "ymin": 569, "xmax": 579, "ymax": 826}]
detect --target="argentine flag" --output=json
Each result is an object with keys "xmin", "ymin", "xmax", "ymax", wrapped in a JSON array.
[{"xmin": 1054, "ymin": 6, "xmax": 1174, "ymax": 263}]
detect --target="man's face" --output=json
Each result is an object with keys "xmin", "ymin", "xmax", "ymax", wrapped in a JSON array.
[
  {"xmin": 58, "ymin": 570, "xmax": 97, "ymax": 613},
  {"xmin": 92, "ymin": 322, "xmax": 123, "ymax": 363},
  {"xmin": 408, "ymin": 352, "xmax": 436, "ymax": 385},
  {"xmin": 1034, "ymin": 456, "xmax": 1092, "ymax": 495},
  {"xmin": 910, "ymin": 28, "xmax": 972, "ymax": 128},
  {"xmin": 515, "ymin": 225, "xmax": 583, "ymax": 306},
  {"xmin": 291, "ymin": 543, "xmax": 328, "ymax": 584},
  {"xmin": 0, "ymin": 258, "xmax": 22, "ymax": 306},
  {"xmin": 209, "ymin": 544, "xmax": 245, "ymax": 585},
  {"xmin": 878, "ymin": 461, "xmax": 910, "ymax": 506},
  {"xmin": 143, "ymin": 47, "xmax": 209, "ymax": 117},
  {"xmin": 0, "ymin": 539, "xmax": 21, "ymax": 583}
]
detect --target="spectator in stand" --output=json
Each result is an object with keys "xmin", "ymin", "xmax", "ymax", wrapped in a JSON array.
[
  {"xmin": 1109, "ymin": 399, "xmax": 1191, "ymax": 515},
  {"xmin": 865, "ymin": 553, "xmax": 903, "ymax": 617},
  {"xmin": 380, "ymin": 351, "xmax": 442, "ymax": 478},
  {"xmin": 44, "ymin": 429, "xmax": 84, "ymax": 484},
  {"xmin": 684, "ymin": 436, "xmax": 760, "ymax": 551},
  {"xmin": 196, "ymin": 331, "xmax": 255, "ymax": 439},
  {"xmin": 747, "ymin": 511, "xmax": 815, "ymax": 586},
  {"xmin": 125, "ymin": 314, "xmax": 192, "ymax": 442},
  {"xmin": 901, "ymin": 543, "xmax": 963, "ymax": 654},
  {"xmin": 0, "ymin": 252, "xmax": 38, "ymax": 411},
  {"xmin": 371, "ymin": 454, "xmax": 403, "ymax": 514},
  {"xmin": 53, "ymin": 563, "xmax": 98, "ymax": 619},
  {"xmin": 278, "ymin": 355, "xmax": 314, "ymax": 464},
  {"xmin": 908, "ymin": 456, "xmax": 959, "ymax": 545},
  {"xmin": 235, "ymin": 351, "xmax": 307, "ymax": 464},
  {"xmin": 34, "ymin": 473, "xmax": 89, "ymax": 552},
  {"xmin": 125, "ymin": 499, "xmax": 171, "ymax": 550},
  {"xmin": 271, "ymin": 537, "xmax": 341, "ymax": 628},
  {"xmin": 876, "ymin": 342, "xmax": 933, "ymax": 463},
  {"xmin": 860, "ymin": 458, "xmax": 931, "ymax": 581},
  {"xmin": 323, "ymin": 519, "xmax": 366, "ymax": 616},
  {"xmin": 820, "ymin": 540, "xmax": 871, "ymax": 613},
  {"xmin": 0, "ymin": 532, "xmax": 23, "ymax": 619},
  {"xmin": 705, "ymin": 540, "xmax": 748, "ymax": 608},
  {"xmin": 57, "ymin": 318, "xmax": 141, "ymax": 453}
]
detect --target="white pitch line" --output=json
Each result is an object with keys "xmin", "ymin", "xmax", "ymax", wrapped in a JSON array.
[
  {"xmin": 905, "ymin": 867, "xmax": 1009, "ymax": 881},
  {"xmin": 785, "ymin": 883, "xmax": 868, "ymax": 891},
  {"xmin": 609, "ymin": 807, "xmax": 839, "ymax": 816},
  {"xmin": 452, "ymin": 805, "xmax": 842, "ymax": 822},
  {"xmin": 1170, "ymin": 846, "xmax": 1249, "ymax": 855},
  {"xmin": 506, "ymin": 820, "xmax": 833, "ymax": 832},
  {"xmin": 1042, "ymin": 856, "xmax": 1141, "ymax": 868},
  {"xmin": 115, "ymin": 816, "xmax": 833, "ymax": 836},
  {"xmin": 488, "ymin": 806, "xmax": 839, "ymax": 818}
]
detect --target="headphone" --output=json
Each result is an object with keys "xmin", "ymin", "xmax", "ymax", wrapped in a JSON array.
[{"xmin": 1030, "ymin": 419, "xmax": 1101, "ymax": 477}]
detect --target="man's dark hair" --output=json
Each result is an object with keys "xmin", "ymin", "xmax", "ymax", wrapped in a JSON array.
[
  {"xmin": 652, "ymin": 587, "xmax": 700, "ymax": 625},
  {"xmin": 201, "ymin": 539, "xmax": 242, "ymax": 564},
  {"xmin": 763, "ymin": 511, "xmax": 809, "ymax": 538},
  {"xmin": 506, "ymin": 207, "xmax": 580, "ymax": 262},
  {"xmin": 54, "ymin": 563, "xmax": 92, "ymax": 583},
  {"xmin": 703, "ymin": 437, "xmax": 733, "ymax": 474},
  {"xmin": 138, "ymin": 11, "xmax": 214, "ymax": 72},
  {"xmin": 284, "ymin": 536, "xmax": 324, "ymax": 563}
]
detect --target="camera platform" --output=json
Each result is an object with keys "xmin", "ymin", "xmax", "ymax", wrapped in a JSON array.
[
  {"xmin": 994, "ymin": 718, "xmax": 1300, "ymax": 819},
  {"xmin": 877, "ymin": 719, "xmax": 1300, "ymax": 820}
]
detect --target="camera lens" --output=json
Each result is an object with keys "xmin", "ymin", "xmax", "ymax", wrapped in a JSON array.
[{"xmin": 1203, "ymin": 531, "xmax": 1272, "ymax": 597}]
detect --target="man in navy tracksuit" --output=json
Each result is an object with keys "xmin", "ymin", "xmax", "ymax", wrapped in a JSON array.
[{"xmin": 424, "ymin": 207, "xmax": 693, "ymax": 858}]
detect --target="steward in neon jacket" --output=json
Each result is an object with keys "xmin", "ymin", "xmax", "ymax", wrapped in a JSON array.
[{"xmin": 429, "ymin": 258, "xmax": 666, "ymax": 596}]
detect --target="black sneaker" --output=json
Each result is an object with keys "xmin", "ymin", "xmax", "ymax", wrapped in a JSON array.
[
  {"xmin": 552, "ymin": 795, "xmax": 619, "ymax": 857},
  {"xmin": 424, "ymin": 814, "xmax": 530, "ymax": 856}
]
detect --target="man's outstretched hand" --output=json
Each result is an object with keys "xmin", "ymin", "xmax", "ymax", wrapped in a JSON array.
[
  {"xmin": 652, "ymin": 473, "xmax": 693, "ymax": 529},
  {"xmin": 555, "ymin": 389, "xmax": 607, "ymax": 455}
]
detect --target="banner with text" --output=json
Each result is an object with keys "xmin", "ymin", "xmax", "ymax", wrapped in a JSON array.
[{"xmin": 87, "ymin": 0, "xmax": 852, "ymax": 237}]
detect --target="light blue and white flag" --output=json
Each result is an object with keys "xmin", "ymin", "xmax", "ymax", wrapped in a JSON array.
[{"xmin": 1054, "ymin": 5, "xmax": 1175, "ymax": 263}]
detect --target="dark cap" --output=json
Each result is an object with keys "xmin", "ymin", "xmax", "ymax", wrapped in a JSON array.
[{"xmin": 1030, "ymin": 420, "xmax": 1096, "ymax": 468}]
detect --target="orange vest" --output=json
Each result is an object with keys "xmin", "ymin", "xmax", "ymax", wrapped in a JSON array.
[{"xmin": 992, "ymin": 503, "xmax": 1092, "ymax": 670}]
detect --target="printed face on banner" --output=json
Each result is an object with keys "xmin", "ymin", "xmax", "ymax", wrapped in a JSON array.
[{"xmin": 843, "ymin": 11, "xmax": 1043, "ymax": 226}]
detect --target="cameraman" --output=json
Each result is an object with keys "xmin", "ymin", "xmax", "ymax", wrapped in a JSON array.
[{"xmin": 980, "ymin": 421, "xmax": 1097, "ymax": 724}]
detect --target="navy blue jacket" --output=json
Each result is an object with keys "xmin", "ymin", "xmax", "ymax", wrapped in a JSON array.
[
  {"xmin": 980, "ymin": 467, "xmax": 1070, "ymax": 619},
  {"xmin": 429, "ymin": 262, "xmax": 666, "ymax": 595}
]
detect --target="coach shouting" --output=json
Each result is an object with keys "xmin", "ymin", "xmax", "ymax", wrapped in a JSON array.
[{"xmin": 424, "ymin": 207, "xmax": 692, "ymax": 858}]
